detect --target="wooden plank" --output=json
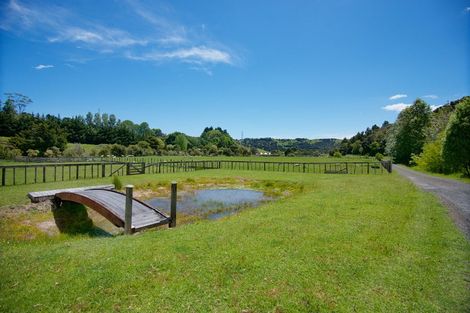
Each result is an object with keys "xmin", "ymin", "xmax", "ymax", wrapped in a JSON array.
[{"xmin": 28, "ymin": 185, "xmax": 115, "ymax": 203}]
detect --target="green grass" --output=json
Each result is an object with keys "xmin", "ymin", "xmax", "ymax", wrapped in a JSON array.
[
  {"xmin": 66, "ymin": 143, "xmax": 100, "ymax": 154},
  {"xmin": 408, "ymin": 165, "xmax": 470, "ymax": 184},
  {"xmin": 0, "ymin": 169, "xmax": 469, "ymax": 312}
]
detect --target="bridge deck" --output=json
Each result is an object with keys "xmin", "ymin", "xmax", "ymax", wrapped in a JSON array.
[
  {"xmin": 28, "ymin": 185, "xmax": 115, "ymax": 203},
  {"xmin": 55, "ymin": 189, "xmax": 170, "ymax": 232}
]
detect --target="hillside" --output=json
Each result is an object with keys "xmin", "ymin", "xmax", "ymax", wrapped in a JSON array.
[{"xmin": 240, "ymin": 138, "xmax": 340, "ymax": 154}]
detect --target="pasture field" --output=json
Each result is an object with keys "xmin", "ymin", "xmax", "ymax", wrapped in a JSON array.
[
  {"xmin": 0, "ymin": 167, "xmax": 469, "ymax": 312},
  {"xmin": 0, "ymin": 154, "xmax": 379, "ymax": 166},
  {"xmin": 0, "ymin": 156, "xmax": 386, "ymax": 187}
]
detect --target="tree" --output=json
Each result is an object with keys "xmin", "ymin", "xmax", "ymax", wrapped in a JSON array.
[
  {"xmin": 146, "ymin": 136, "xmax": 165, "ymax": 153},
  {"xmin": 9, "ymin": 122, "xmax": 67, "ymax": 155},
  {"xmin": 85, "ymin": 112, "xmax": 93, "ymax": 126},
  {"xmin": 4, "ymin": 92, "xmax": 32, "ymax": 113},
  {"xmin": 0, "ymin": 99, "xmax": 17, "ymax": 136},
  {"xmin": 387, "ymin": 99, "xmax": 432, "ymax": 164},
  {"xmin": 442, "ymin": 98, "xmax": 470, "ymax": 176},
  {"xmin": 351, "ymin": 140, "xmax": 363, "ymax": 155},
  {"xmin": 110, "ymin": 144, "xmax": 126, "ymax": 157},
  {"xmin": 174, "ymin": 134, "xmax": 189, "ymax": 151}
]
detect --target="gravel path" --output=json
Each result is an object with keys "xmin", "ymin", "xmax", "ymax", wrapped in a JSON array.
[{"xmin": 394, "ymin": 165, "xmax": 470, "ymax": 240}]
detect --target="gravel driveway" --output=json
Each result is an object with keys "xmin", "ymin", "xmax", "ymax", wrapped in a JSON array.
[{"xmin": 394, "ymin": 165, "xmax": 470, "ymax": 240}]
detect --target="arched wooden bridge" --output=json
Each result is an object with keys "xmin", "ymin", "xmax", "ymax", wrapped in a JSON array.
[{"xmin": 54, "ymin": 188, "xmax": 170, "ymax": 232}]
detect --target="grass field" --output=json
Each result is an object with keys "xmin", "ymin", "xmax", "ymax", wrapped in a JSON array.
[
  {"xmin": 0, "ymin": 156, "xmax": 386, "ymax": 187},
  {"xmin": 0, "ymin": 167, "xmax": 469, "ymax": 312}
]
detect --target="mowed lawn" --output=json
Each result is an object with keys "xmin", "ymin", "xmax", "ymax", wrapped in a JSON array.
[{"xmin": 0, "ymin": 170, "xmax": 469, "ymax": 312}]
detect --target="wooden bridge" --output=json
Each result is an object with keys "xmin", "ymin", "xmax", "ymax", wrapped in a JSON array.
[{"xmin": 29, "ymin": 186, "xmax": 173, "ymax": 233}]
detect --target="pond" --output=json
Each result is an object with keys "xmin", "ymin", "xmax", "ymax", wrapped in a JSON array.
[{"xmin": 146, "ymin": 189, "xmax": 270, "ymax": 220}]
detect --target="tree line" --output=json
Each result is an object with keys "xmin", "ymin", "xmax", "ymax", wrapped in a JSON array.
[
  {"xmin": 337, "ymin": 96, "xmax": 470, "ymax": 176},
  {"xmin": 0, "ymin": 94, "xmax": 253, "ymax": 158},
  {"xmin": 1, "ymin": 93, "xmax": 468, "ymax": 176}
]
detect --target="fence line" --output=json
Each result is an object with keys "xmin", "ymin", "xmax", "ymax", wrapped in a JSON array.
[{"xmin": 0, "ymin": 160, "xmax": 392, "ymax": 187}]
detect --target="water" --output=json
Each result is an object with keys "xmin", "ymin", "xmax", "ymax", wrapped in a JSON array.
[{"xmin": 146, "ymin": 189, "xmax": 269, "ymax": 219}]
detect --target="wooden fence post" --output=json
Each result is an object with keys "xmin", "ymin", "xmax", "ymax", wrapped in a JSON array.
[
  {"xmin": 170, "ymin": 182, "xmax": 177, "ymax": 228},
  {"xmin": 125, "ymin": 185, "xmax": 133, "ymax": 234},
  {"xmin": 1, "ymin": 167, "xmax": 5, "ymax": 186},
  {"xmin": 102, "ymin": 163, "xmax": 106, "ymax": 177},
  {"xmin": 43, "ymin": 166, "xmax": 46, "ymax": 183}
]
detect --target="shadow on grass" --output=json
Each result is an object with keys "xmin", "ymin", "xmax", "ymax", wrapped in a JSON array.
[{"xmin": 52, "ymin": 201, "xmax": 112, "ymax": 237}]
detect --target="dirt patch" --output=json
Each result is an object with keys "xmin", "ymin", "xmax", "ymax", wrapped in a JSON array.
[
  {"xmin": 0, "ymin": 200, "xmax": 54, "ymax": 217},
  {"xmin": 36, "ymin": 220, "xmax": 59, "ymax": 236}
]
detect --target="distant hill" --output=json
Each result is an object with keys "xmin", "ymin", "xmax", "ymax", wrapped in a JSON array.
[{"xmin": 240, "ymin": 138, "xmax": 340, "ymax": 154}]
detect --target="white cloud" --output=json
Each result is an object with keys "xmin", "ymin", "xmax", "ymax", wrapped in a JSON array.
[
  {"xmin": 388, "ymin": 94, "xmax": 407, "ymax": 100},
  {"xmin": 422, "ymin": 94, "xmax": 438, "ymax": 99},
  {"xmin": 465, "ymin": 7, "xmax": 470, "ymax": 13},
  {"xmin": 34, "ymin": 64, "xmax": 54, "ymax": 70},
  {"xmin": 48, "ymin": 27, "xmax": 148, "ymax": 48},
  {"xmin": 159, "ymin": 46, "xmax": 232, "ymax": 64},
  {"xmin": 127, "ymin": 46, "xmax": 233, "ymax": 65},
  {"xmin": 382, "ymin": 103, "xmax": 410, "ymax": 112},
  {"xmin": 430, "ymin": 105, "xmax": 442, "ymax": 110},
  {"xmin": 2, "ymin": 0, "xmax": 238, "ymax": 70}
]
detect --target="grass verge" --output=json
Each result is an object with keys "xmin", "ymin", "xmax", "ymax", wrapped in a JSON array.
[{"xmin": 0, "ymin": 170, "xmax": 469, "ymax": 312}]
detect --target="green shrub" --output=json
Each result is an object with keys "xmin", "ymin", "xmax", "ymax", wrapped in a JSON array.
[
  {"xmin": 112, "ymin": 176, "xmax": 123, "ymax": 190},
  {"xmin": 414, "ymin": 137, "xmax": 447, "ymax": 173},
  {"xmin": 27, "ymin": 149, "xmax": 39, "ymax": 157},
  {"xmin": 63, "ymin": 144, "xmax": 85, "ymax": 157},
  {"xmin": 375, "ymin": 153, "xmax": 384, "ymax": 161},
  {"xmin": 333, "ymin": 151, "xmax": 342, "ymax": 158},
  {"xmin": 110, "ymin": 144, "xmax": 126, "ymax": 157}
]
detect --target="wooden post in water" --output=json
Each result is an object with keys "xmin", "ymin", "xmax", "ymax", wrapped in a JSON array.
[
  {"xmin": 170, "ymin": 182, "xmax": 177, "ymax": 228},
  {"xmin": 125, "ymin": 185, "xmax": 133, "ymax": 235}
]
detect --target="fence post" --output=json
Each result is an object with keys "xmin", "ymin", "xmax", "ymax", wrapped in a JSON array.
[
  {"xmin": 170, "ymin": 182, "xmax": 177, "ymax": 228},
  {"xmin": 125, "ymin": 185, "xmax": 133, "ymax": 234},
  {"xmin": 43, "ymin": 166, "xmax": 46, "ymax": 183},
  {"xmin": 102, "ymin": 163, "xmax": 106, "ymax": 177},
  {"xmin": 1, "ymin": 167, "xmax": 5, "ymax": 186}
]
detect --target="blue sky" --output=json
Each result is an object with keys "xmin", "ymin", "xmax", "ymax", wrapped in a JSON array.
[{"xmin": 1, "ymin": 0, "xmax": 469, "ymax": 139}]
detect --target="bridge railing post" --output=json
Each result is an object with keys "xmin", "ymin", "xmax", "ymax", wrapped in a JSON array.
[
  {"xmin": 125, "ymin": 185, "xmax": 133, "ymax": 234},
  {"xmin": 170, "ymin": 182, "xmax": 177, "ymax": 228}
]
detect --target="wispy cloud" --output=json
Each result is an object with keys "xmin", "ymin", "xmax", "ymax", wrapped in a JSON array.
[
  {"xmin": 465, "ymin": 7, "xmax": 470, "ymax": 13},
  {"xmin": 1, "ymin": 0, "xmax": 238, "ymax": 72},
  {"xmin": 34, "ymin": 64, "xmax": 54, "ymax": 70},
  {"xmin": 128, "ymin": 46, "xmax": 232, "ymax": 64},
  {"xmin": 388, "ymin": 94, "xmax": 407, "ymax": 100},
  {"xmin": 382, "ymin": 103, "xmax": 410, "ymax": 112},
  {"xmin": 422, "ymin": 94, "xmax": 438, "ymax": 99},
  {"xmin": 48, "ymin": 26, "xmax": 148, "ymax": 48}
]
